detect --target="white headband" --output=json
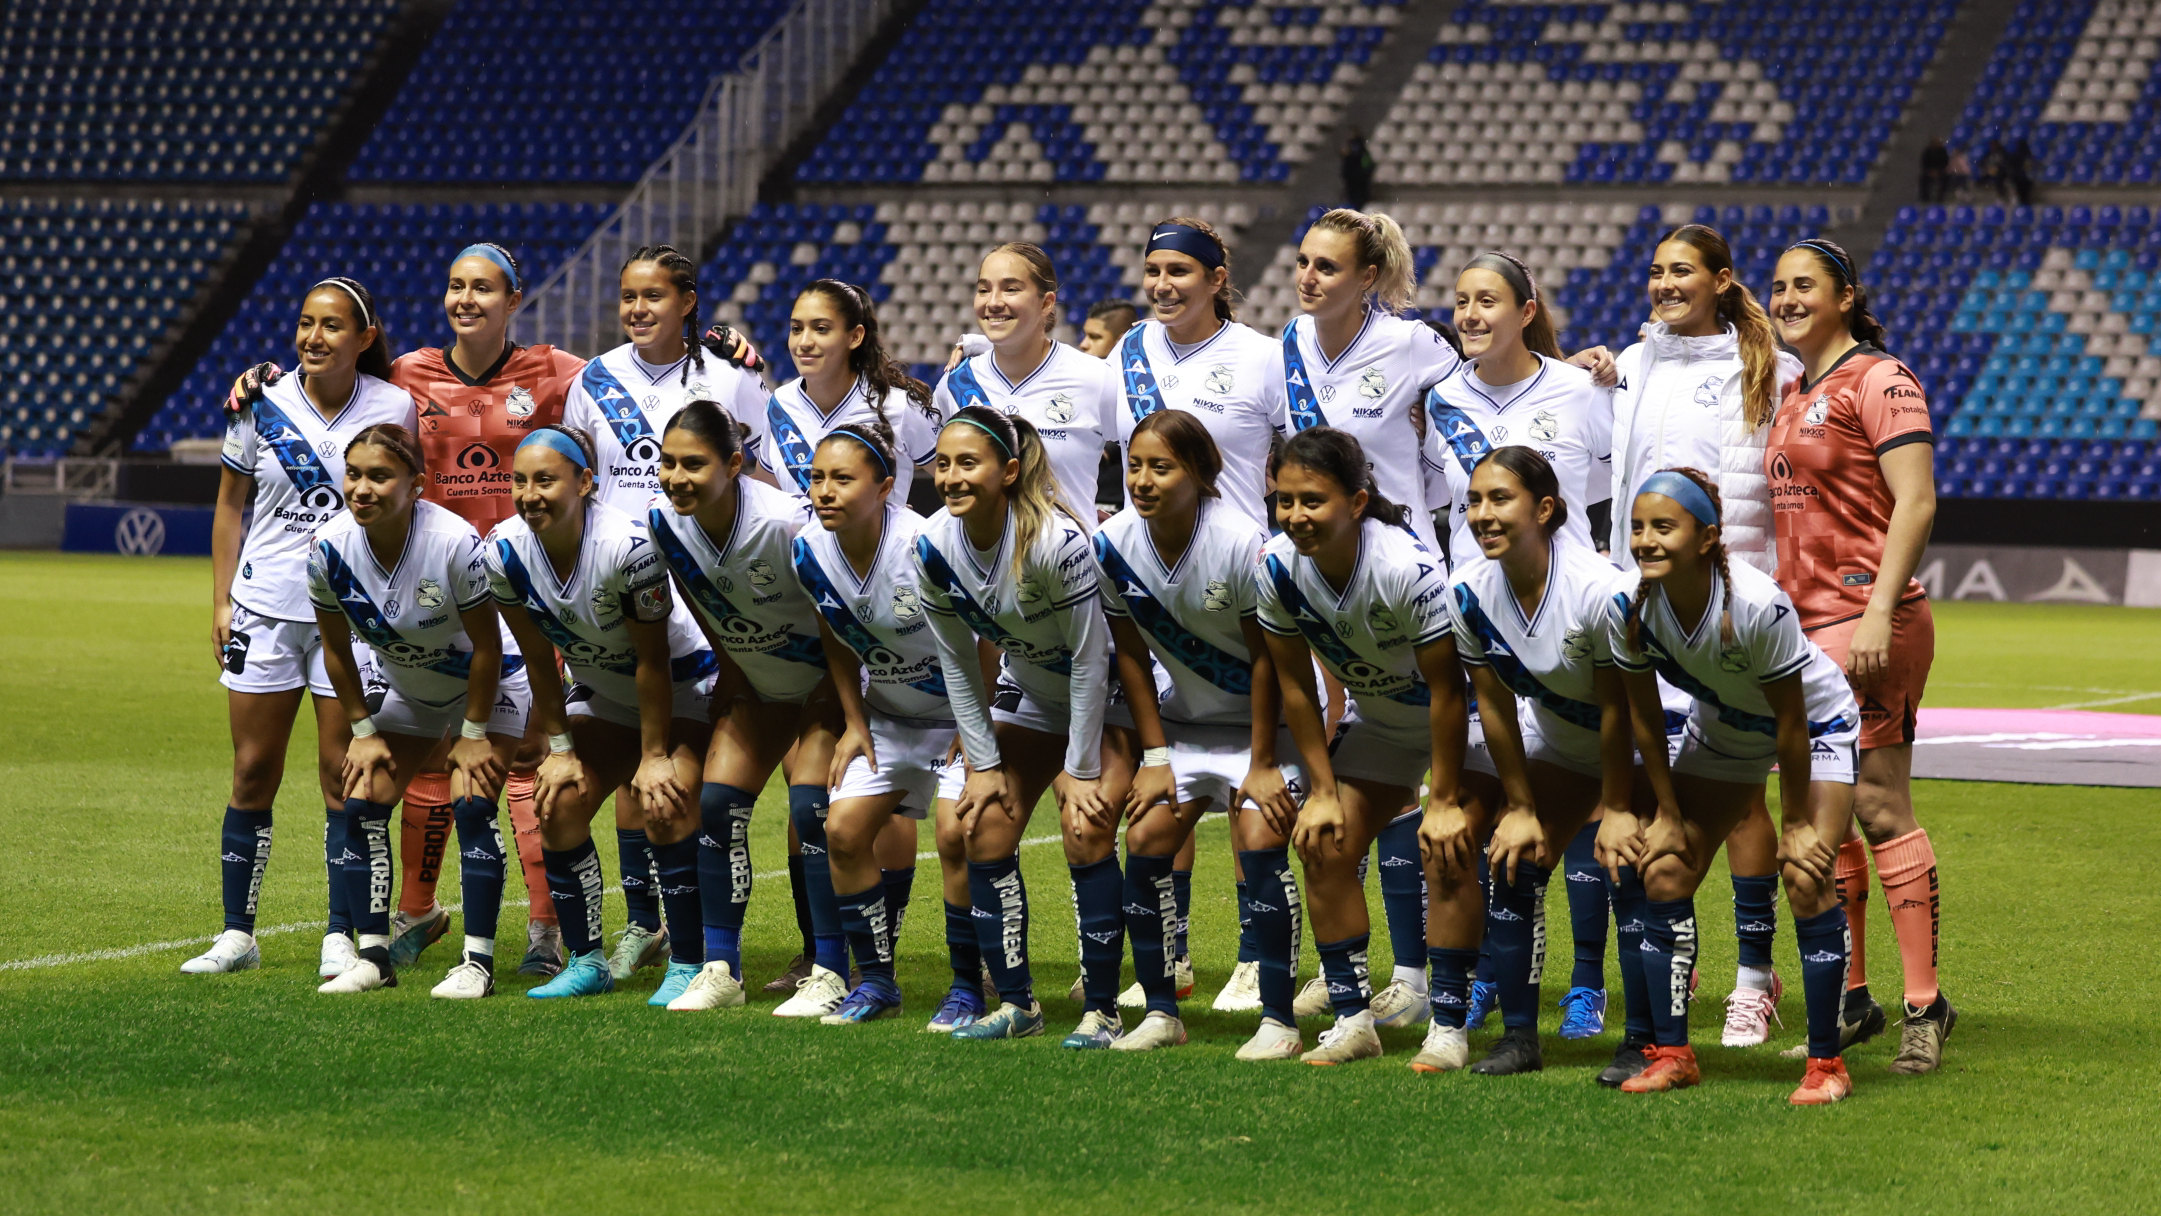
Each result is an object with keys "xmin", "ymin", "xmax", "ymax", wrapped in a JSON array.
[{"xmin": 311, "ymin": 277, "xmax": 374, "ymax": 329}]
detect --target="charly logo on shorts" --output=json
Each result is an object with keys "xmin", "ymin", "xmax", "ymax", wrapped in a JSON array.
[
  {"xmin": 1530, "ymin": 408, "xmax": 1559, "ymax": 442},
  {"xmin": 1203, "ymin": 579, "xmax": 1233, "ymax": 611},
  {"xmin": 1045, "ymin": 392, "xmax": 1076, "ymax": 424},
  {"xmin": 745, "ymin": 559, "xmax": 776, "ymax": 589},
  {"xmin": 505, "ymin": 386, "xmax": 536, "ymax": 419},
  {"xmin": 1562, "ymin": 625, "xmax": 1592, "ymax": 660},
  {"xmin": 1805, "ymin": 395, "xmax": 1829, "ymax": 426},
  {"xmin": 415, "ymin": 578, "xmax": 445, "ymax": 610},
  {"xmin": 1358, "ymin": 367, "xmax": 1388, "ymax": 399},
  {"xmin": 1206, "ymin": 365, "xmax": 1234, "ymax": 394},
  {"xmin": 891, "ymin": 585, "xmax": 923, "ymax": 620}
]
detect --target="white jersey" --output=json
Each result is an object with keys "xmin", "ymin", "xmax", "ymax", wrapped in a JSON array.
[
  {"xmin": 1113, "ymin": 318, "xmax": 1288, "ymax": 528},
  {"xmin": 1606, "ymin": 559, "xmax": 1858, "ymax": 753},
  {"xmin": 1093, "ymin": 498, "xmax": 1265, "ymax": 728},
  {"xmin": 220, "ymin": 372, "xmax": 417, "ymax": 620},
  {"xmin": 1254, "ymin": 516, "xmax": 1452, "ymax": 743},
  {"xmin": 1282, "ymin": 309, "xmax": 1461, "ymax": 553},
  {"xmin": 914, "ymin": 505, "xmax": 1111, "ymax": 778},
  {"xmin": 791, "ymin": 503, "xmax": 951, "ymax": 723},
  {"xmin": 562, "ymin": 341, "xmax": 769, "ymax": 517},
  {"xmin": 935, "ymin": 342, "xmax": 1120, "ymax": 512},
  {"xmin": 1423, "ymin": 355, "xmax": 1613, "ymax": 570},
  {"xmin": 646, "ymin": 476, "xmax": 828, "ymax": 703},
  {"xmin": 753, "ymin": 376, "xmax": 940, "ymax": 505},
  {"xmin": 307, "ymin": 500, "xmax": 513, "ymax": 706},
  {"xmin": 1449, "ymin": 539, "xmax": 1627, "ymax": 759},
  {"xmin": 484, "ymin": 500, "xmax": 712, "ymax": 707}
]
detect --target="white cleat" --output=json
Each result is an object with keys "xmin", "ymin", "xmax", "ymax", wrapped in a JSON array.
[
  {"xmin": 606, "ymin": 923, "xmax": 670, "ymax": 983},
  {"xmin": 317, "ymin": 957, "xmax": 393, "ymax": 994},
  {"xmin": 668, "ymin": 960, "xmax": 748, "ymax": 1010},
  {"xmin": 1116, "ymin": 980, "xmax": 1146, "ymax": 1009},
  {"xmin": 1108, "ymin": 1010, "xmax": 1187, "ymax": 1052},
  {"xmin": 772, "ymin": 964, "xmax": 848, "ymax": 1017},
  {"xmin": 430, "ymin": 955, "xmax": 494, "ymax": 999},
  {"xmin": 180, "ymin": 929, "xmax": 259, "ymax": 974},
  {"xmin": 318, "ymin": 932, "xmax": 358, "ymax": 979},
  {"xmin": 1370, "ymin": 978, "xmax": 1432, "ymax": 1027},
  {"xmin": 1300, "ymin": 1010, "xmax": 1383, "ymax": 1065},
  {"xmin": 1068, "ymin": 973, "xmax": 1086, "ymax": 1003},
  {"xmin": 1292, "ymin": 975, "xmax": 1333, "ymax": 1019},
  {"xmin": 1409, "ymin": 1023, "xmax": 1471, "ymax": 1073},
  {"xmin": 1171, "ymin": 955, "xmax": 1194, "ymax": 997},
  {"xmin": 1721, "ymin": 975, "xmax": 1785, "ymax": 1047},
  {"xmin": 1236, "ymin": 1016, "xmax": 1305, "ymax": 1061},
  {"xmin": 1212, "ymin": 961, "xmax": 1263, "ymax": 1012}
]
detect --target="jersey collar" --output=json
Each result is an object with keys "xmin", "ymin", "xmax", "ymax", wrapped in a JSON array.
[
  {"xmin": 838, "ymin": 503, "xmax": 896, "ymax": 595},
  {"xmin": 365, "ymin": 507, "xmax": 422, "ymax": 586},
  {"xmin": 1795, "ymin": 341, "xmax": 1881, "ymax": 395},
  {"xmin": 792, "ymin": 376, "xmax": 866, "ymax": 425},
  {"xmin": 1311, "ymin": 307, "xmax": 1377, "ymax": 373},
  {"xmin": 1506, "ymin": 541, "xmax": 1560, "ymax": 637},
  {"xmin": 989, "ymin": 342, "xmax": 1059, "ymax": 394},
  {"xmin": 630, "ymin": 350, "xmax": 689, "ymax": 385},
  {"xmin": 443, "ymin": 342, "xmax": 517, "ymax": 388},
  {"xmin": 1156, "ymin": 318, "xmax": 1230, "ymax": 365},
  {"xmin": 1315, "ymin": 518, "xmax": 1369, "ymax": 607},
  {"xmin": 288, "ymin": 373, "xmax": 363, "ymax": 428},
  {"xmin": 960, "ymin": 506, "xmax": 1012, "ymax": 584},
  {"xmin": 1463, "ymin": 358, "xmax": 1547, "ymax": 414},
  {"xmin": 1144, "ymin": 497, "xmax": 1207, "ymax": 584}
]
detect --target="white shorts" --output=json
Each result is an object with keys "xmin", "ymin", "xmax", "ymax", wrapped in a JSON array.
[
  {"xmin": 1161, "ymin": 722, "xmax": 1307, "ymax": 812},
  {"xmin": 1672, "ymin": 723, "xmax": 1858, "ymax": 786},
  {"xmin": 219, "ymin": 603, "xmax": 331, "ymax": 696},
  {"xmin": 368, "ymin": 666, "xmax": 533, "ymax": 740},
  {"xmin": 565, "ymin": 677, "xmax": 712, "ymax": 729},
  {"xmin": 1327, "ymin": 717, "xmax": 1431, "ymax": 790},
  {"xmin": 831, "ymin": 711, "xmax": 952, "ymax": 820},
  {"xmin": 988, "ymin": 677, "xmax": 1069, "ymax": 737}
]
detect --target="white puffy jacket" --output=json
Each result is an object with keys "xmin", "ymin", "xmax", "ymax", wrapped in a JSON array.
[{"xmin": 1606, "ymin": 322, "xmax": 1801, "ymax": 572}]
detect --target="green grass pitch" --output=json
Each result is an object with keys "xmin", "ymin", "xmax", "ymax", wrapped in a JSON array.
[{"xmin": 2, "ymin": 552, "xmax": 2158, "ymax": 1214}]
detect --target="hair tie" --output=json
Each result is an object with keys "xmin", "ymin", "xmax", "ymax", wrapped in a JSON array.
[
  {"xmin": 824, "ymin": 425, "xmax": 891, "ymax": 478},
  {"xmin": 1791, "ymin": 239, "xmax": 1855, "ymax": 284},
  {"xmin": 517, "ymin": 428, "xmax": 590, "ymax": 471},
  {"xmin": 944, "ymin": 415, "xmax": 1013, "ymax": 458},
  {"xmin": 455, "ymin": 243, "xmax": 520, "ymax": 292},
  {"xmin": 310, "ymin": 277, "xmax": 374, "ymax": 329},
  {"xmin": 1144, "ymin": 223, "xmax": 1225, "ymax": 271},
  {"xmin": 1637, "ymin": 471, "xmax": 1718, "ymax": 527}
]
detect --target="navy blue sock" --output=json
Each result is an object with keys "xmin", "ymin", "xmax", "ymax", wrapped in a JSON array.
[
  {"xmin": 324, "ymin": 807, "xmax": 352, "ymax": 937},
  {"xmin": 1563, "ymin": 821, "xmax": 1609, "ymax": 991},
  {"xmin": 1611, "ymin": 866, "xmax": 1654, "ymax": 1045},
  {"xmin": 1428, "ymin": 945, "xmax": 1478, "ymax": 1028},
  {"xmin": 1124, "ymin": 852, "xmax": 1179, "ymax": 1016},
  {"xmin": 1171, "ymin": 865, "xmax": 1192, "ymax": 960},
  {"xmin": 838, "ymin": 884, "xmax": 896, "ymax": 992},
  {"xmin": 1732, "ymin": 872, "xmax": 1779, "ymax": 968},
  {"xmin": 340, "ymin": 799, "xmax": 394, "ymax": 939},
  {"xmin": 1316, "ymin": 933, "xmax": 1373, "ymax": 1017},
  {"xmin": 944, "ymin": 900, "xmax": 982, "ymax": 988},
  {"xmin": 543, "ymin": 837, "xmax": 605, "ymax": 955},
  {"xmin": 788, "ymin": 785, "xmax": 846, "ymax": 975},
  {"xmin": 789, "ymin": 853, "xmax": 816, "ymax": 958},
  {"xmin": 1240, "ymin": 848, "xmax": 1299, "ymax": 1024},
  {"xmin": 652, "ymin": 836, "xmax": 703, "ymax": 965},
  {"xmin": 1643, "ymin": 897, "xmax": 1698, "ymax": 1047},
  {"xmin": 1488, "ymin": 861, "xmax": 1551, "ymax": 1031},
  {"xmin": 695, "ymin": 783, "xmax": 755, "ymax": 973},
  {"xmin": 1071, "ymin": 855, "xmax": 1125, "ymax": 1012},
  {"xmin": 615, "ymin": 827, "xmax": 659, "ymax": 932},
  {"xmin": 450, "ymin": 797, "xmax": 505, "ymax": 945},
  {"xmin": 1475, "ymin": 847, "xmax": 1495, "ymax": 987},
  {"xmin": 882, "ymin": 865, "xmax": 916, "ymax": 946},
  {"xmin": 967, "ymin": 855, "xmax": 1032, "ymax": 1005},
  {"xmin": 1235, "ymin": 879, "xmax": 1258, "ymax": 964},
  {"xmin": 1795, "ymin": 906, "xmax": 1854, "ymax": 1059},
  {"xmin": 1376, "ymin": 811, "xmax": 1428, "ymax": 971},
  {"xmin": 219, "ymin": 807, "xmax": 273, "ymax": 933}
]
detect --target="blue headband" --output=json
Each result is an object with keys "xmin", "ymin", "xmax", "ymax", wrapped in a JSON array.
[
  {"xmin": 1637, "ymin": 471, "xmax": 1718, "ymax": 527},
  {"xmin": 517, "ymin": 428, "xmax": 589, "ymax": 471},
  {"xmin": 1790, "ymin": 239, "xmax": 1854, "ymax": 283},
  {"xmin": 824, "ymin": 426, "xmax": 891, "ymax": 478},
  {"xmin": 1144, "ymin": 223, "xmax": 1225, "ymax": 271},
  {"xmin": 455, "ymin": 243, "xmax": 520, "ymax": 291}
]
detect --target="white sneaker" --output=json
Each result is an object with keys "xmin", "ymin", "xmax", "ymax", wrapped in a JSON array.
[
  {"xmin": 772, "ymin": 964, "xmax": 848, "ymax": 1017},
  {"xmin": 1721, "ymin": 974, "xmax": 1785, "ymax": 1047},
  {"xmin": 668, "ymin": 960, "xmax": 748, "ymax": 1010},
  {"xmin": 606, "ymin": 923, "xmax": 670, "ymax": 982},
  {"xmin": 1292, "ymin": 974, "xmax": 1332, "ymax": 1019},
  {"xmin": 180, "ymin": 929, "xmax": 259, "ymax": 974},
  {"xmin": 1236, "ymin": 1017, "xmax": 1304, "ymax": 1061},
  {"xmin": 1409, "ymin": 1023, "xmax": 1471, "ymax": 1073},
  {"xmin": 318, "ymin": 932, "xmax": 358, "ymax": 979},
  {"xmin": 1060, "ymin": 1008, "xmax": 1124, "ymax": 1049},
  {"xmin": 1212, "ymin": 960, "xmax": 1263, "ymax": 1012},
  {"xmin": 1108, "ymin": 1010, "xmax": 1186, "ymax": 1052},
  {"xmin": 1300, "ymin": 1010, "xmax": 1383, "ymax": 1065},
  {"xmin": 1370, "ymin": 978, "xmax": 1432, "ymax": 1027},
  {"xmin": 317, "ymin": 956, "xmax": 392, "ymax": 994},
  {"xmin": 430, "ymin": 955, "xmax": 494, "ymax": 999}
]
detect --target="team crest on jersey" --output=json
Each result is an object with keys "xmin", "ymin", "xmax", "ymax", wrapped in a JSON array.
[
  {"xmin": 1358, "ymin": 367, "xmax": 1388, "ymax": 399},
  {"xmin": 1016, "ymin": 578, "xmax": 1045, "ymax": 605},
  {"xmin": 1045, "ymin": 392, "xmax": 1076, "ymax": 424},
  {"xmin": 415, "ymin": 578, "xmax": 445, "ymax": 610},
  {"xmin": 505, "ymin": 386, "xmax": 536, "ymax": 420},
  {"xmin": 1717, "ymin": 644, "xmax": 1751, "ymax": 673},
  {"xmin": 745, "ymin": 559, "xmax": 777, "ymax": 589},
  {"xmin": 1206, "ymin": 365, "xmax": 1235, "ymax": 394},
  {"xmin": 891, "ymin": 585, "xmax": 923, "ymax": 620},
  {"xmin": 1805, "ymin": 395, "xmax": 1829, "ymax": 426},
  {"xmin": 1694, "ymin": 375, "xmax": 1726, "ymax": 407},
  {"xmin": 1530, "ymin": 409, "xmax": 1559, "ymax": 443},
  {"xmin": 1203, "ymin": 579, "xmax": 1234, "ymax": 611},
  {"xmin": 1367, "ymin": 603, "xmax": 1399, "ymax": 633},
  {"xmin": 1562, "ymin": 625, "xmax": 1592, "ymax": 660}
]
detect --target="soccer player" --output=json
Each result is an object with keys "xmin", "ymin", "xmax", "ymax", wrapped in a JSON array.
[
  {"xmin": 915, "ymin": 406, "xmax": 1115, "ymax": 1043},
  {"xmin": 308, "ymin": 424, "xmax": 527, "ymax": 996},
  {"xmin": 1607, "ymin": 224, "xmax": 1804, "ymax": 1047},
  {"xmin": 1767, "ymin": 238, "xmax": 1956, "ymax": 1073},
  {"xmin": 1079, "ymin": 298, "xmax": 1138, "ymax": 359},
  {"xmin": 1254, "ymin": 428, "xmax": 1466, "ymax": 1066},
  {"xmin": 757, "ymin": 279, "xmax": 940, "ymax": 503},
  {"xmin": 647, "ymin": 402, "xmax": 844, "ymax": 1015},
  {"xmin": 1604, "ymin": 467, "xmax": 1863, "ymax": 1104},
  {"xmin": 186, "ymin": 277, "xmax": 417, "ymax": 977},
  {"xmin": 484, "ymin": 425, "xmax": 717, "ymax": 1000}
]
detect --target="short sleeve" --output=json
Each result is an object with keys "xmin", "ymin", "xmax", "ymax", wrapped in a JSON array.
[
  {"xmin": 1252, "ymin": 552, "xmax": 1297, "ymax": 636},
  {"xmin": 560, "ymin": 378, "xmax": 596, "ymax": 436},
  {"xmin": 482, "ymin": 533, "xmax": 520, "ymax": 606},
  {"xmin": 1258, "ymin": 351, "xmax": 1290, "ymax": 436},
  {"xmin": 730, "ymin": 372, "xmax": 772, "ymax": 467},
  {"xmin": 1405, "ymin": 557, "xmax": 1452, "ymax": 646},
  {"xmin": 1041, "ymin": 520, "xmax": 1099, "ymax": 609},
  {"xmin": 1090, "ymin": 532, "xmax": 1131, "ymax": 618},
  {"xmin": 1232, "ymin": 530, "xmax": 1265, "ymax": 619},
  {"xmin": 305, "ymin": 540, "xmax": 337, "ymax": 612},
  {"xmin": 929, "ymin": 374, "xmax": 958, "ymax": 426},
  {"xmin": 900, "ymin": 390, "xmax": 940, "ymax": 467},
  {"xmin": 220, "ymin": 413, "xmax": 256, "ymax": 474},
  {"xmin": 451, "ymin": 532, "xmax": 492, "ymax": 611},
  {"xmin": 1411, "ymin": 322, "xmax": 1462, "ymax": 392},
  {"xmin": 1854, "ymin": 359, "xmax": 1935, "ymax": 455},
  {"xmin": 1448, "ymin": 581, "xmax": 1488, "ymax": 665},
  {"xmin": 1582, "ymin": 376, "xmax": 1615, "ymax": 470},
  {"xmin": 1606, "ymin": 586, "xmax": 1652, "ymax": 672},
  {"xmin": 1093, "ymin": 356, "xmax": 1124, "ymax": 443},
  {"xmin": 1752, "ymin": 588, "xmax": 1811, "ymax": 684}
]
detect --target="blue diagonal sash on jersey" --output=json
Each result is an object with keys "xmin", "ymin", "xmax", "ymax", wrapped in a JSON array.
[
  {"xmin": 1264, "ymin": 554, "xmax": 1428, "ymax": 708},
  {"xmin": 318, "ymin": 541, "xmax": 523, "ymax": 682},
  {"xmin": 1430, "ymin": 395, "xmax": 1495, "ymax": 474},
  {"xmin": 1282, "ymin": 325, "xmax": 1322, "ymax": 432},
  {"xmin": 1119, "ymin": 326, "xmax": 1164, "ymax": 422},
  {"xmin": 581, "ymin": 361, "xmax": 656, "ymax": 456},
  {"xmin": 945, "ymin": 358, "xmax": 991, "ymax": 413},
  {"xmin": 792, "ymin": 538, "xmax": 947, "ymax": 698},
  {"xmin": 1452, "ymin": 585, "xmax": 1600, "ymax": 730},
  {"xmin": 1615, "ymin": 594, "xmax": 1849, "ymax": 740},
  {"xmin": 914, "ymin": 535, "xmax": 1074, "ymax": 676},
  {"xmin": 493, "ymin": 538, "xmax": 637, "ymax": 676},
  {"xmin": 253, "ymin": 398, "xmax": 339, "ymax": 505},
  {"xmin": 647, "ymin": 508, "xmax": 827, "ymax": 670},
  {"xmin": 1094, "ymin": 534, "xmax": 1250, "ymax": 696},
  {"xmin": 765, "ymin": 394, "xmax": 818, "ymax": 493}
]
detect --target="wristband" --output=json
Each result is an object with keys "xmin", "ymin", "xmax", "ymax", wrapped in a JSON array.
[
  {"xmin": 350, "ymin": 716, "xmax": 377, "ymax": 739},
  {"xmin": 548, "ymin": 732, "xmax": 574, "ymax": 755},
  {"xmin": 1142, "ymin": 746, "xmax": 1171, "ymax": 768},
  {"xmin": 460, "ymin": 718, "xmax": 490, "ymax": 741}
]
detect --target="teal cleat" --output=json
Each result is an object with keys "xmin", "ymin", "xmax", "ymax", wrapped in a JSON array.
[
  {"xmin": 387, "ymin": 905, "xmax": 451, "ymax": 970},
  {"xmin": 1060, "ymin": 1009, "xmax": 1123, "ymax": 1049},
  {"xmin": 527, "ymin": 949, "xmax": 613, "ymax": 999},
  {"xmin": 648, "ymin": 961, "xmax": 700, "ymax": 1007},
  {"xmin": 952, "ymin": 999, "xmax": 1045, "ymax": 1041}
]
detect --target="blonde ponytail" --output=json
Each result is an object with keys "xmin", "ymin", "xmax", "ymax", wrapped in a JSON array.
[{"xmin": 1310, "ymin": 207, "xmax": 1416, "ymax": 314}]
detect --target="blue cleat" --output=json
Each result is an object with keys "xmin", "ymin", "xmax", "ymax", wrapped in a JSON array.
[
  {"xmin": 1467, "ymin": 980, "xmax": 1499, "ymax": 1031},
  {"xmin": 528, "ymin": 949, "xmax": 613, "ymax": 999},
  {"xmin": 648, "ymin": 961, "xmax": 700, "ymax": 1007},
  {"xmin": 822, "ymin": 981, "xmax": 904, "ymax": 1025},
  {"xmin": 1557, "ymin": 986, "xmax": 1608, "ymax": 1039},
  {"xmin": 952, "ymin": 1000, "xmax": 1044, "ymax": 1041},
  {"xmin": 924, "ymin": 984, "xmax": 986, "ymax": 1034}
]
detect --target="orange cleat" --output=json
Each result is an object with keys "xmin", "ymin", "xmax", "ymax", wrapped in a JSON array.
[
  {"xmin": 1620, "ymin": 1044, "xmax": 1701, "ymax": 1093},
  {"xmin": 1789, "ymin": 1056, "xmax": 1854, "ymax": 1105}
]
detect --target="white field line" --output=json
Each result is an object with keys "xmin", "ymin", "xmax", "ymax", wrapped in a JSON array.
[{"xmin": 2042, "ymin": 690, "xmax": 2161, "ymax": 710}]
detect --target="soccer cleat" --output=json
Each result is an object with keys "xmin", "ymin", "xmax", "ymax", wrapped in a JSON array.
[
  {"xmin": 1236, "ymin": 1017, "xmax": 1304, "ymax": 1061},
  {"xmin": 647, "ymin": 961, "xmax": 700, "ymax": 1007},
  {"xmin": 318, "ymin": 932, "xmax": 359, "ymax": 980},
  {"xmin": 1108, "ymin": 1011, "xmax": 1186, "ymax": 1052},
  {"xmin": 1116, "ymin": 981, "xmax": 1144, "ymax": 1009},
  {"xmin": 1409, "ymin": 1023, "xmax": 1471, "ymax": 1073},
  {"xmin": 1788, "ymin": 1056, "xmax": 1854, "ymax": 1105},
  {"xmin": 431, "ymin": 954, "xmax": 494, "ymax": 999},
  {"xmin": 1597, "ymin": 1041, "xmax": 1650, "ymax": 1089},
  {"xmin": 764, "ymin": 952, "xmax": 813, "ymax": 993},
  {"xmin": 772, "ymin": 964, "xmax": 849, "ymax": 1018},
  {"xmin": 1557, "ymin": 987, "xmax": 1608, "ymax": 1040},
  {"xmin": 607, "ymin": 924, "xmax": 670, "ymax": 983},
  {"xmin": 1720, "ymin": 974, "xmax": 1785, "ymax": 1048},
  {"xmin": 822, "ymin": 982, "xmax": 905, "ymax": 1025},
  {"xmin": 667, "ymin": 961, "xmax": 747, "ymax": 1011},
  {"xmin": 925, "ymin": 984, "xmax": 988, "ymax": 1033},
  {"xmin": 1466, "ymin": 980, "xmax": 1500, "ymax": 1030},
  {"xmin": 388, "ymin": 905, "xmax": 451, "ymax": 970},
  {"xmin": 1469, "ymin": 1027, "xmax": 1544, "ymax": 1075},
  {"xmin": 1292, "ymin": 975, "xmax": 1333, "ymax": 1019},
  {"xmin": 953, "ymin": 1000, "xmax": 1045, "ymax": 1041},
  {"xmin": 1620, "ymin": 1044, "xmax": 1701, "ymax": 1092},
  {"xmin": 1301, "ymin": 1010, "xmax": 1383, "ymax": 1065},
  {"xmin": 317, "ymin": 955, "xmax": 395, "ymax": 994},
  {"xmin": 1888, "ymin": 994, "xmax": 1957, "ymax": 1075},
  {"xmin": 1212, "ymin": 961, "xmax": 1263, "ymax": 1012},
  {"xmin": 518, "ymin": 922, "xmax": 563, "ymax": 978},
  {"xmin": 181, "ymin": 929, "xmax": 260, "ymax": 975},
  {"xmin": 527, "ymin": 949, "xmax": 613, "ymax": 998},
  {"xmin": 1171, "ymin": 956, "xmax": 1195, "ymax": 998},
  {"xmin": 1370, "ymin": 978, "xmax": 1432, "ymax": 1028},
  {"xmin": 1780, "ymin": 993, "xmax": 1888, "ymax": 1058},
  {"xmin": 1061, "ymin": 1009, "xmax": 1124, "ymax": 1049}
]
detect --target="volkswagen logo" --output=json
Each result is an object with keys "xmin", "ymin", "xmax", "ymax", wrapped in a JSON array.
[{"xmin": 113, "ymin": 508, "xmax": 166, "ymax": 556}]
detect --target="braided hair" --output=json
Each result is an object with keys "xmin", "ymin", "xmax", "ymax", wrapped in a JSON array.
[
  {"xmin": 1784, "ymin": 236, "xmax": 1887, "ymax": 348},
  {"xmin": 797, "ymin": 278, "xmax": 931, "ymax": 445},
  {"xmin": 1625, "ymin": 465, "xmax": 1735, "ymax": 654},
  {"xmin": 343, "ymin": 422, "xmax": 425, "ymax": 475},
  {"xmin": 621, "ymin": 245, "xmax": 704, "ymax": 386}
]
